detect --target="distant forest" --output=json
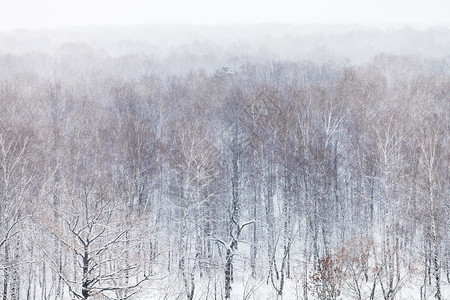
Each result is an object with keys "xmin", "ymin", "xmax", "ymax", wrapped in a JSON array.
[{"xmin": 0, "ymin": 25, "xmax": 449, "ymax": 299}]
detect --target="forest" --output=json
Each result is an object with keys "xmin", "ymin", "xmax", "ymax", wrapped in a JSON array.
[{"xmin": 0, "ymin": 25, "xmax": 449, "ymax": 299}]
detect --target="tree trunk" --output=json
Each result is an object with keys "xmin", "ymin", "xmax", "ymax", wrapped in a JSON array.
[
  {"xmin": 431, "ymin": 217, "xmax": 441, "ymax": 300},
  {"xmin": 224, "ymin": 248, "xmax": 233, "ymax": 300},
  {"xmin": 3, "ymin": 243, "xmax": 9, "ymax": 300},
  {"xmin": 82, "ymin": 248, "xmax": 89, "ymax": 300},
  {"xmin": 11, "ymin": 235, "xmax": 20, "ymax": 300}
]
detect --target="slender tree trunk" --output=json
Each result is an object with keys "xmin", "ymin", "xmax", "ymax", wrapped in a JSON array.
[
  {"xmin": 431, "ymin": 217, "xmax": 441, "ymax": 300},
  {"xmin": 11, "ymin": 234, "xmax": 20, "ymax": 300},
  {"xmin": 181, "ymin": 197, "xmax": 194, "ymax": 300},
  {"xmin": 41, "ymin": 261, "xmax": 46, "ymax": 300},
  {"xmin": 250, "ymin": 183, "xmax": 258, "ymax": 278},
  {"xmin": 3, "ymin": 243, "xmax": 9, "ymax": 300},
  {"xmin": 224, "ymin": 248, "xmax": 233, "ymax": 300},
  {"xmin": 82, "ymin": 248, "xmax": 89, "ymax": 300}
]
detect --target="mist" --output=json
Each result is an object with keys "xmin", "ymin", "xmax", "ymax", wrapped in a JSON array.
[
  {"xmin": 1, "ymin": 24, "xmax": 449, "ymax": 74},
  {"xmin": 0, "ymin": 4, "xmax": 449, "ymax": 300}
]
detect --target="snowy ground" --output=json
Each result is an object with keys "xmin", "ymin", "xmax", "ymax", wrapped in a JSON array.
[{"xmin": 138, "ymin": 272, "xmax": 450, "ymax": 300}]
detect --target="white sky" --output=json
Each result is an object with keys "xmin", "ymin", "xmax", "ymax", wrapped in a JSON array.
[{"xmin": 0, "ymin": 0, "xmax": 448, "ymax": 30}]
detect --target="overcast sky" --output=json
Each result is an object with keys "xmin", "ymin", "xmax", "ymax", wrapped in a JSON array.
[{"xmin": 0, "ymin": 0, "xmax": 449, "ymax": 31}]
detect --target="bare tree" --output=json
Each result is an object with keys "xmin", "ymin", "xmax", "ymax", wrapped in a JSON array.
[
  {"xmin": 0, "ymin": 92, "xmax": 35, "ymax": 300},
  {"xmin": 416, "ymin": 115, "xmax": 448, "ymax": 300}
]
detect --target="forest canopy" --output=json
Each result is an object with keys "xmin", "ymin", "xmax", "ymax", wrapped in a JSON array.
[{"xmin": 0, "ymin": 25, "xmax": 449, "ymax": 299}]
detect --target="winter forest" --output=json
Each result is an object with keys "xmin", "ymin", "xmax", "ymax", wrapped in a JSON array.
[{"xmin": 0, "ymin": 25, "xmax": 449, "ymax": 300}]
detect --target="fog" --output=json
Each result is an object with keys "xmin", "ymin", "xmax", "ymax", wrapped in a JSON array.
[
  {"xmin": 0, "ymin": 2, "xmax": 449, "ymax": 300},
  {"xmin": 0, "ymin": 24, "xmax": 449, "ymax": 76},
  {"xmin": 1, "ymin": 1, "xmax": 449, "ymax": 73},
  {"xmin": 2, "ymin": 0, "xmax": 450, "ymax": 30}
]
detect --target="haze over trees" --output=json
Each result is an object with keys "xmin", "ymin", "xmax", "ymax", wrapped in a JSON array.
[{"xmin": 0, "ymin": 24, "xmax": 449, "ymax": 299}]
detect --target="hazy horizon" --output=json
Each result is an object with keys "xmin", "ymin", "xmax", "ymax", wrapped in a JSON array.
[{"xmin": 1, "ymin": 0, "xmax": 449, "ymax": 31}]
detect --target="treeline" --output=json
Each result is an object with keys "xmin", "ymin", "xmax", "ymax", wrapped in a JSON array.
[
  {"xmin": 2, "ymin": 25, "xmax": 450, "ymax": 71},
  {"xmin": 0, "ymin": 51, "xmax": 449, "ymax": 299}
]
